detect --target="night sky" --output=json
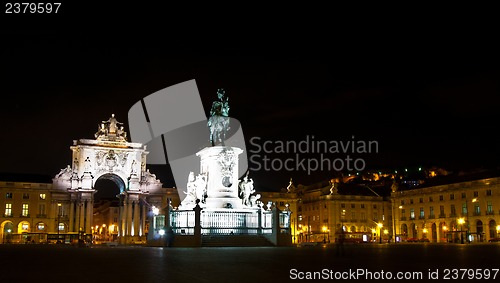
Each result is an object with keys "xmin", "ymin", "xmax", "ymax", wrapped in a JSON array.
[{"xmin": 1, "ymin": 7, "xmax": 499, "ymax": 191}]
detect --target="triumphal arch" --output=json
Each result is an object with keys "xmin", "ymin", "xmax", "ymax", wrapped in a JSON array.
[{"xmin": 52, "ymin": 114, "xmax": 165, "ymax": 244}]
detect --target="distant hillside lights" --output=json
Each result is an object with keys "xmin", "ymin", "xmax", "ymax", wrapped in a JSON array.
[{"xmin": 248, "ymin": 135, "xmax": 378, "ymax": 175}]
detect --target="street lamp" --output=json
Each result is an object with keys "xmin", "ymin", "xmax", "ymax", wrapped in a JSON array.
[
  {"xmin": 377, "ymin": 223, "xmax": 383, "ymax": 244},
  {"xmin": 322, "ymin": 226, "xmax": 327, "ymax": 243},
  {"xmin": 458, "ymin": 218, "xmax": 465, "ymax": 244}
]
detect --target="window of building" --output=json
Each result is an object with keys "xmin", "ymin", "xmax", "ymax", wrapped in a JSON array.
[
  {"xmin": 39, "ymin": 193, "xmax": 46, "ymax": 200},
  {"xmin": 361, "ymin": 204, "xmax": 365, "ymax": 209},
  {"xmin": 351, "ymin": 204, "xmax": 355, "ymax": 209},
  {"xmin": 410, "ymin": 208, "xmax": 415, "ymax": 220},
  {"xmin": 401, "ymin": 209, "xmax": 406, "ymax": 218},
  {"xmin": 410, "ymin": 199, "xmax": 414, "ymax": 204},
  {"xmin": 360, "ymin": 212, "xmax": 366, "ymax": 220},
  {"xmin": 400, "ymin": 200, "xmax": 405, "ymax": 206},
  {"xmin": 373, "ymin": 204, "xmax": 377, "ymax": 209},
  {"xmin": 22, "ymin": 193, "xmax": 29, "ymax": 200},
  {"xmin": 4, "ymin": 203, "xmax": 12, "ymax": 217},
  {"xmin": 450, "ymin": 194, "xmax": 454, "ymax": 200},
  {"xmin": 351, "ymin": 211, "xmax": 356, "ymax": 220},
  {"xmin": 429, "ymin": 196, "xmax": 433, "ymax": 202},
  {"xmin": 419, "ymin": 198, "xmax": 423, "ymax": 203},
  {"xmin": 5, "ymin": 192, "xmax": 12, "ymax": 199},
  {"xmin": 38, "ymin": 204, "xmax": 46, "ymax": 215},
  {"xmin": 487, "ymin": 201, "xmax": 493, "ymax": 214},
  {"xmin": 439, "ymin": 205, "xmax": 444, "ymax": 216},
  {"xmin": 462, "ymin": 203, "xmax": 468, "ymax": 215},
  {"xmin": 341, "ymin": 203, "xmax": 345, "ymax": 208},
  {"xmin": 21, "ymin": 223, "xmax": 29, "ymax": 231},
  {"xmin": 439, "ymin": 195, "xmax": 443, "ymax": 201},
  {"xmin": 419, "ymin": 207, "xmax": 424, "ymax": 218},
  {"xmin": 37, "ymin": 223, "xmax": 45, "ymax": 230},
  {"xmin": 58, "ymin": 223, "xmax": 65, "ymax": 231},
  {"xmin": 486, "ymin": 189, "xmax": 492, "ymax": 196},
  {"xmin": 22, "ymin": 204, "xmax": 29, "ymax": 216},
  {"xmin": 373, "ymin": 212, "xmax": 378, "ymax": 221},
  {"xmin": 450, "ymin": 204, "xmax": 456, "ymax": 216},
  {"xmin": 461, "ymin": 192, "xmax": 466, "ymax": 199},
  {"xmin": 473, "ymin": 191, "xmax": 479, "ymax": 197},
  {"xmin": 474, "ymin": 204, "xmax": 480, "ymax": 215},
  {"xmin": 429, "ymin": 206, "xmax": 434, "ymax": 217},
  {"xmin": 279, "ymin": 201, "xmax": 284, "ymax": 207}
]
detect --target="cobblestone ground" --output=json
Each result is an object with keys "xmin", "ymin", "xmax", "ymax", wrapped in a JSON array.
[{"xmin": 1, "ymin": 243, "xmax": 499, "ymax": 283}]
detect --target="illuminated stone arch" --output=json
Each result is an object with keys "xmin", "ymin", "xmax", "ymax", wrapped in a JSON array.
[
  {"xmin": 1, "ymin": 221, "xmax": 14, "ymax": 243},
  {"xmin": 488, "ymin": 219, "xmax": 497, "ymax": 239},
  {"xmin": 475, "ymin": 219, "xmax": 484, "ymax": 241},
  {"xmin": 18, "ymin": 221, "xmax": 30, "ymax": 234},
  {"xmin": 34, "ymin": 221, "xmax": 47, "ymax": 232},
  {"xmin": 430, "ymin": 223, "xmax": 437, "ymax": 242},
  {"xmin": 439, "ymin": 222, "xmax": 447, "ymax": 242},
  {"xmin": 51, "ymin": 114, "xmax": 164, "ymax": 243},
  {"xmin": 401, "ymin": 223, "xmax": 408, "ymax": 238},
  {"xmin": 410, "ymin": 223, "xmax": 417, "ymax": 238}
]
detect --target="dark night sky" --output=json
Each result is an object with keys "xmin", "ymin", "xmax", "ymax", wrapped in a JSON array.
[{"xmin": 1, "ymin": 6, "xmax": 499, "ymax": 191}]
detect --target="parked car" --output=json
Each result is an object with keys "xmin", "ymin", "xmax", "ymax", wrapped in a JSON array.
[
  {"xmin": 488, "ymin": 238, "xmax": 500, "ymax": 242},
  {"xmin": 418, "ymin": 238, "xmax": 430, "ymax": 243},
  {"xmin": 406, "ymin": 238, "xmax": 419, "ymax": 243}
]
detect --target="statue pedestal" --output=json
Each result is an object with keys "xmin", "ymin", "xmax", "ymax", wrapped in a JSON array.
[{"xmin": 196, "ymin": 146, "xmax": 243, "ymax": 210}]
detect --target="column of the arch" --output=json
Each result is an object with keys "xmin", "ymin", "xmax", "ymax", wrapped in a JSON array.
[
  {"xmin": 127, "ymin": 199, "xmax": 134, "ymax": 241},
  {"xmin": 78, "ymin": 201, "xmax": 85, "ymax": 232},
  {"xmin": 74, "ymin": 201, "xmax": 80, "ymax": 233},
  {"xmin": 122, "ymin": 199, "xmax": 129, "ymax": 240},
  {"xmin": 69, "ymin": 200, "xmax": 75, "ymax": 232},
  {"xmin": 133, "ymin": 200, "xmax": 140, "ymax": 238},
  {"xmin": 85, "ymin": 199, "xmax": 93, "ymax": 234},
  {"xmin": 140, "ymin": 201, "xmax": 146, "ymax": 239}
]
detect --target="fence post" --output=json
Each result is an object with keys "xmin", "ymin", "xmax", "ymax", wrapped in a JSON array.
[
  {"xmin": 258, "ymin": 207, "xmax": 263, "ymax": 234},
  {"xmin": 193, "ymin": 200, "xmax": 202, "ymax": 247}
]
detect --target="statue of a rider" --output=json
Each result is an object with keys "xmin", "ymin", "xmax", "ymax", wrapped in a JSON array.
[{"xmin": 208, "ymin": 89, "xmax": 230, "ymax": 146}]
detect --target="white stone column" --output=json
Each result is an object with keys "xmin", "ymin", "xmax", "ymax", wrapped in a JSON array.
[
  {"xmin": 78, "ymin": 202, "xmax": 85, "ymax": 232},
  {"xmin": 140, "ymin": 203, "xmax": 146, "ymax": 238},
  {"xmin": 85, "ymin": 200, "xmax": 93, "ymax": 234},
  {"xmin": 133, "ymin": 201, "xmax": 140, "ymax": 237},
  {"xmin": 122, "ymin": 200, "xmax": 129, "ymax": 237},
  {"xmin": 126, "ymin": 199, "xmax": 133, "ymax": 237}
]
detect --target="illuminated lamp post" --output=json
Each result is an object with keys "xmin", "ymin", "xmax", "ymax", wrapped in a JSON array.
[
  {"xmin": 458, "ymin": 218, "xmax": 465, "ymax": 244},
  {"xmin": 377, "ymin": 223, "xmax": 383, "ymax": 244},
  {"xmin": 422, "ymin": 228, "xmax": 428, "ymax": 241},
  {"xmin": 322, "ymin": 226, "xmax": 327, "ymax": 243},
  {"xmin": 442, "ymin": 226, "xmax": 448, "ymax": 242}
]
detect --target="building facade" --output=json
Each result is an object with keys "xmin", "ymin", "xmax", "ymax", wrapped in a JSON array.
[
  {"xmin": 260, "ymin": 178, "xmax": 392, "ymax": 244},
  {"xmin": 1, "ymin": 179, "xmax": 55, "ymax": 243},
  {"xmin": 392, "ymin": 173, "xmax": 500, "ymax": 243}
]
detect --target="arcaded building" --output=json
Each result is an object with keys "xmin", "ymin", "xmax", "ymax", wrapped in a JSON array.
[{"xmin": 392, "ymin": 169, "xmax": 500, "ymax": 243}]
